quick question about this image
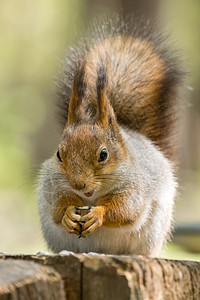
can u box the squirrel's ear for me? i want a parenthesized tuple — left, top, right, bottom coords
(67, 60, 86, 126)
(96, 64, 118, 130)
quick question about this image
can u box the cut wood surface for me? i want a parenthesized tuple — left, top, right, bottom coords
(0, 259, 65, 300)
(0, 253, 200, 300)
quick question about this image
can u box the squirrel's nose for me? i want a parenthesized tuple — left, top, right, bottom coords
(70, 180, 86, 191)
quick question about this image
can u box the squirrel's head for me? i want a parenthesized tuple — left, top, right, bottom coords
(56, 61, 127, 198)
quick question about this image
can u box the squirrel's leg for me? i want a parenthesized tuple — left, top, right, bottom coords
(52, 195, 83, 236)
(81, 192, 137, 237)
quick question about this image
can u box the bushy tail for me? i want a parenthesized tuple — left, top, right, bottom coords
(57, 15, 183, 161)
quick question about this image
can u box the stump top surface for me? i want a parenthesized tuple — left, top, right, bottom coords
(0, 259, 41, 286)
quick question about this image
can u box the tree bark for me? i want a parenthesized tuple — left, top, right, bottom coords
(0, 253, 200, 300)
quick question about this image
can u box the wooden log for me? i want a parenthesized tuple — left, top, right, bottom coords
(0, 253, 200, 299)
(0, 253, 82, 300)
(0, 259, 65, 300)
(82, 255, 200, 300)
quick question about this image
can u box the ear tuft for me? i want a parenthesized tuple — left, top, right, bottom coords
(96, 61, 122, 141)
(67, 59, 86, 125)
(73, 59, 87, 100)
(97, 62, 107, 101)
(96, 62, 109, 127)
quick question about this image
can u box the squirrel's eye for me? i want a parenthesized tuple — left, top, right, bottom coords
(98, 148, 108, 162)
(56, 150, 62, 162)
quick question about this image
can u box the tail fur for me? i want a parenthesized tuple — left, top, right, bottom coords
(57, 15, 183, 161)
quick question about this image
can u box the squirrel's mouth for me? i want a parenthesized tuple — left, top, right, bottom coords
(83, 190, 94, 197)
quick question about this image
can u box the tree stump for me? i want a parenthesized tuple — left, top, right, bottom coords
(0, 259, 65, 300)
(0, 253, 200, 299)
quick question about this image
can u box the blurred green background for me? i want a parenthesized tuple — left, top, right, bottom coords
(0, 0, 200, 260)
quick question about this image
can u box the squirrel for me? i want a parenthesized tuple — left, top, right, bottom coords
(37, 15, 182, 257)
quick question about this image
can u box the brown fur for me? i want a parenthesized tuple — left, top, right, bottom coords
(52, 194, 83, 224)
(54, 21, 181, 231)
(55, 59, 127, 199)
(58, 123, 127, 194)
(96, 191, 143, 228)
(38, 16, 180, 254)
(57, 16, 183, 162)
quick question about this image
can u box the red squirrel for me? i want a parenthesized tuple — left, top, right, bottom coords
(37, 15, 182, 256)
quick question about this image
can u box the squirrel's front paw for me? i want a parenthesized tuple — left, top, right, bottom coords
(81, 206, 105, 237)
(62, 206, 82, 236)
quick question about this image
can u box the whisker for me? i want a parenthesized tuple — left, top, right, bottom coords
(94, 177, 131, 185)
(94, 180, 110, 188)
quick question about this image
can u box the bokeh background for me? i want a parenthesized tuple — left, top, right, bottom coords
(0, 0, 200, 260)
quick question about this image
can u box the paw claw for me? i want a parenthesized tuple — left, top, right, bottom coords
(79, 207, 104, 237)
(62, 206, 104, 238)
(62, 206, 82, 236)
